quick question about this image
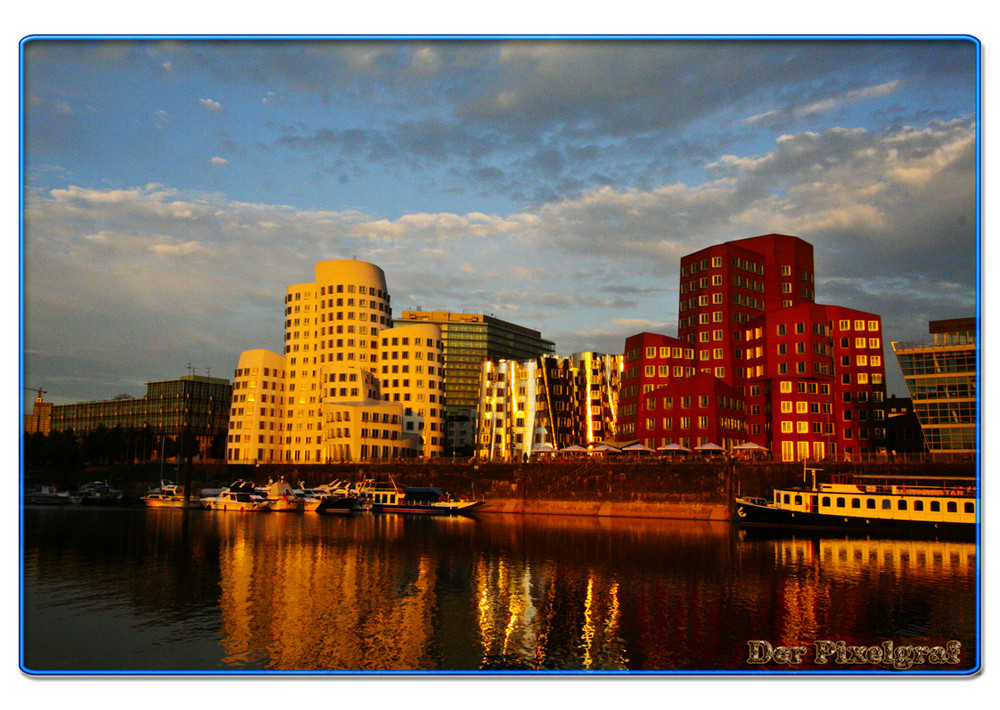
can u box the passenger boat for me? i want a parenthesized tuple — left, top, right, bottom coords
(71, 481, 123, 505)
(362, 478, 483, 516)
(141, 480, 198, 509)
(200, 480, 272, 512)
(734, 469, 977, 538)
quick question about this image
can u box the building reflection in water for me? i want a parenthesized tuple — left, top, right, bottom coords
(207, 511, 974, 672)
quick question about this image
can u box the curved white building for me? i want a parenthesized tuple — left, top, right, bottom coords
(377, 322, 446, 458)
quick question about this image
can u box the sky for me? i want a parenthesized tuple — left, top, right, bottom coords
(19, 37, 979, 407)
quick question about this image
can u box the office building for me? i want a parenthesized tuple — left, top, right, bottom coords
(227, 260, 447, 464)
(621, 233, 888, 461)
(892, 317, 977, 460)
(476, 352, 622, 460)
(396, 310, 555, 454)
(47, 374, 232, 458)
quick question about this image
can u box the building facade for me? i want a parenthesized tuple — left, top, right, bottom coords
(892, 317, 977, 460)
(621, 234, 888, 461)
(396, 310, 555, 454)
(226, 261, 451, 464)
(47, 374, 233, 458)
(476, 352, 622, 460)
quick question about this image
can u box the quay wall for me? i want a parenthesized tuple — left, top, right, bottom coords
(199, 459, 978, 522)
(39, 459, 975, 522)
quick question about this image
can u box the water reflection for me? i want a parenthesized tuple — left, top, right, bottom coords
(22, 507, 977, 673)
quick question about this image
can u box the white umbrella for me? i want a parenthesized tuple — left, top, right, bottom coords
(733, 442, 768, 451)
(695, 442, 725, 452)
(658, 443, 691, 453)
(622, 443, 655, 453)
(590, 444, 621, 453)
(560, 445, 588, 452)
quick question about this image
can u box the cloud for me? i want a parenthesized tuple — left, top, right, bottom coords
(210, 156, 228, 166)
(22, 113, 975, 403)
(199, 97, 223, 112)
(795, 80, 903, 117)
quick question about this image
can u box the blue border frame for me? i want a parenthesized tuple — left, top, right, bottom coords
(18, 33, 983, 678)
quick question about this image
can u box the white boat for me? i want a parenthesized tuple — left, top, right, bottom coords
(734, 471, 977, 539)
(292, 487, 326, 513)
(200, 480, 272, 512)
(260, 479, 305, 512)
(141, 480, 198, 509)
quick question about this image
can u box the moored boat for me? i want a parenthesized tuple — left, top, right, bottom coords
(364, 478, 483, 516)
(200, 480, 272, 512)
(734, 471, 977, 538)
(71, 481, 123, 506)
(260, 479, 304, 512)
(24, 485, 71, 505)
(142, 480, 198, 509)
(303, 480, 360, 514)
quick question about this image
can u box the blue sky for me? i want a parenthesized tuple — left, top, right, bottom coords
(20, 37, 979, 405)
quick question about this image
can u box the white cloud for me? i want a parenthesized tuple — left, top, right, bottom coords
(198, 98, 223, 112)
(210, 156, 229, 167)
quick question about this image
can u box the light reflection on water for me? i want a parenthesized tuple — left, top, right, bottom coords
(21, 506, 977, 673)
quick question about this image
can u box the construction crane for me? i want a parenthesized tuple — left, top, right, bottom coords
(25, 386, 47, 399)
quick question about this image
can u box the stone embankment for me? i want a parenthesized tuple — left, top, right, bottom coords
(221, 458, 975, 523)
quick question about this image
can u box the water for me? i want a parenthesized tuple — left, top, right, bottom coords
(21, 505, 979, 674)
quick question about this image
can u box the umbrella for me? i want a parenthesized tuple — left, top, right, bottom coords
(622, 443, 655, 453)
(658, 443, 691, 453)
(695, 442, 725, 452)
(733, 442, 768, 451)
(560, 445, 588, 452)
(590, 444, 621, 453)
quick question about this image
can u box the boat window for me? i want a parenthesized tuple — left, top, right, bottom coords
(866, 499, 875, 509)
(783, 494, 790, 504)
(898, 499, 908, 510)
(929, 501, 939, 512)
(947, 502, 958, 513)
(851, 498, 860, 509)
(822, 497, 831, 506)
(882, 499, 891, 509)
(836, 498, 845, 508)
(794, 495, 802, 505)
(914, 500, 924, 511)
(965, 502, 975, 513)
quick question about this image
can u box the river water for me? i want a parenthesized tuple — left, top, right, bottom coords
(20, 505, 979, 675)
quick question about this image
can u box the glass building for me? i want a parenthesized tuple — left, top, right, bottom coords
(891, 317, 977, 460)
(47, 374, 233, 458)
(396, 311, 555, 454)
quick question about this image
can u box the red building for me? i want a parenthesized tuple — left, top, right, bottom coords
(619, 332, 694, 441)
(620, 234, 887, 462)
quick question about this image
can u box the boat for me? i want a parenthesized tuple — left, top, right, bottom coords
(200, 480, 272, 512)
(362, 478, 483, 516)
(70, 481, 123, 505)
(310, 479, 361, 514)
(260, 479, 304, 512)
(734, 468, 977, 538)
(141, 480, 198, 509)
(24, 485, 71, 505)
